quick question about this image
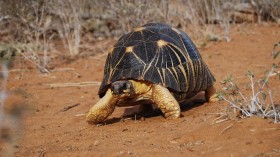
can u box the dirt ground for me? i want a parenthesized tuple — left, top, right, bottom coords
(1, 24, 280, 157)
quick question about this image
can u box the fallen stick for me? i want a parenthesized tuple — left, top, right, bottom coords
(50, 68, 75, 72)
(0, 69, 29, 73)
(205, 112, 225, 116)
(61, 103, 80, 112)
(45, 81, 101, 88)
(219, 123, 234, 135)
(75, 113, 86, 117)
(212, 114, 228, 124)
(89, 53, 107, 60)
(215, 117, 229, 124)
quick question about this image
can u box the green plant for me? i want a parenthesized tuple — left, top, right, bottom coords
(273, 42, 280, 59)
(218, 42, 280, 123)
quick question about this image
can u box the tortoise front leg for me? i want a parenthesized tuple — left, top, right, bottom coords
(205, 85, 218, 102)
(151, 84, 181, 119)
(86, 89, 118, 124)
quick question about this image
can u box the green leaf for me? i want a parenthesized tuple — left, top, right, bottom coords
(222, 75, 233, 83)
(273, 42, 280, 49)
(262, 92, 267, 101)
(272, 63, 278, 68)
(247, 70, 254, 77)
(273, 51, 280, 59)
(260, 77, 266, 83)
(273, 42, 280, 59)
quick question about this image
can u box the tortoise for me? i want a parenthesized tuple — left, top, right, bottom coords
(86, 23, 217, 124)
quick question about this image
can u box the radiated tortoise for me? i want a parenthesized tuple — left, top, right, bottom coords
(86, 23, 217, 124)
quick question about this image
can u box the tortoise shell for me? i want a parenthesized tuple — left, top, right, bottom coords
(98, 23, 215, 98)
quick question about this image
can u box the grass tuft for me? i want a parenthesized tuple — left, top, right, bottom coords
(218, 42, 280, 123)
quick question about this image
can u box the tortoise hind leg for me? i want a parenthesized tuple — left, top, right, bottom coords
(86, 89, 118, 124)
(151, 84, 181, 119)
(205, 85, 218, 102)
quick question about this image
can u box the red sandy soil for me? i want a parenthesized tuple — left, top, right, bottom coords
(1, 24, 280, 157)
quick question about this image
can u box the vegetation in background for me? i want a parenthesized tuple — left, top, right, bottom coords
(0, 0, 279, 70)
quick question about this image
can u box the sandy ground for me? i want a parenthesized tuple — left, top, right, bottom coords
(1, 24, 280, 157)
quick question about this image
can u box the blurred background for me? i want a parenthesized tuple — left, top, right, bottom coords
(0, 0, 279, 71)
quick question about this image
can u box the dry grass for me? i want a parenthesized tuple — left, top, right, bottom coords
(0, 0, 279, 62)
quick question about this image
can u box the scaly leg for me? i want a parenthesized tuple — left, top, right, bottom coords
(86, 89, 118, 124)
(205, 85, 218, 102)
(152, 84, 181, 119)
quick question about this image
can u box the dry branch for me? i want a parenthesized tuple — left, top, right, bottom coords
(50, 68, 75, 72)
(61, 103, 80, 112)
(45, 81, 101, 88)
(219, 123, 234, 135)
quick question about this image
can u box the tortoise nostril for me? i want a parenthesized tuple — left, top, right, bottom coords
(122, 82, 127, 89)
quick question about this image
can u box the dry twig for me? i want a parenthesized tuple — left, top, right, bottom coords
(60, 103, 80, 112)
(45, 81, 101, 88)
(219, 123, 234, 135)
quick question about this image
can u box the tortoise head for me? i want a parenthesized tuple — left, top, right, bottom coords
(111, 80, 135, 98)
